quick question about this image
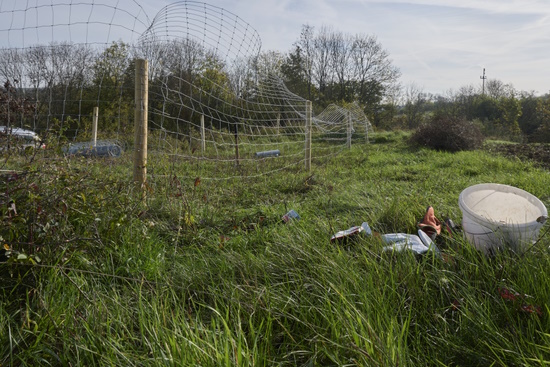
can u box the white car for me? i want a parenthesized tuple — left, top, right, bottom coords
(0, 126, 45, 152)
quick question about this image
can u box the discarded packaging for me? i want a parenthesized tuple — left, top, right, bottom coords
(282, 209, 300, 223)
(382, 230, 440, 256)
(331, 222, 372, 243)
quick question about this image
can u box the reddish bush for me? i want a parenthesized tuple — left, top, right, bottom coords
(410, 116, 484, 152)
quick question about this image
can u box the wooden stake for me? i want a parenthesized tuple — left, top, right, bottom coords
(305, 100, 312, 172)
(347, 111, 352, 149)
(92, 106, 98, 147)
(235, 121, 240, 166)
(200, 114, 206, 153)
(133, 59, 148, 191)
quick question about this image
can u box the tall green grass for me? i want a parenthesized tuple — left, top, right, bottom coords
(2, 132, 550, 366)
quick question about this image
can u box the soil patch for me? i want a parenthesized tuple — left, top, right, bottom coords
(484, 143, 550, 170)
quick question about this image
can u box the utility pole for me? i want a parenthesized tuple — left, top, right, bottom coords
(480, 68, 487, 95)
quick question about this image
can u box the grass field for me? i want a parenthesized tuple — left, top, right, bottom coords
(2, 131, 550, 366)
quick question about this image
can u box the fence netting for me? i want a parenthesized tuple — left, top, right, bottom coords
(0, 0, 371, 181)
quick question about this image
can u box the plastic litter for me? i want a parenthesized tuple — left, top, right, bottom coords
(330, 220, 440, 257)
(381, 229, 441, 256)
(331, 222, 372, 243)
(282, 209, 300, 223)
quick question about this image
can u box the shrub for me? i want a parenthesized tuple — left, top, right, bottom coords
(410, 116, 484, 152)
(529, 123, 550, 143)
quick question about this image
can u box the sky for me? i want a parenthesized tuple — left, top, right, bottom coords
(1, 0, 549, 96)
(145, 0, 549, 96)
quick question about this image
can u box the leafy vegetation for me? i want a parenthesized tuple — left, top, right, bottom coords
(2, 26, 550, 148)
(2, 132, 550, 366)
(394, 84, 550, 143)
(1, 12, 550, 365)
(410, 115, 485, 152)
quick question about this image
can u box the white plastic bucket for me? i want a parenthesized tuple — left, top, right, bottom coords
(458, 183, 548, 253)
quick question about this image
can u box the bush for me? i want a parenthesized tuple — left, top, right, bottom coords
(529, 123, 550, 143)
(410, 116, 484, 152)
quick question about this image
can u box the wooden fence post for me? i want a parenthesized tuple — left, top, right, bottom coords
(92, 106, 98, 147)
(347, 111, 352, 149)
(235, 121, 240, 166)
(133, 59, 148, 192)
(200, 114, 206, 153)
(305, 100, 312, 172)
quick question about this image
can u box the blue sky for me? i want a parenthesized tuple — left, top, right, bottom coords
(1, 0, 549, 95)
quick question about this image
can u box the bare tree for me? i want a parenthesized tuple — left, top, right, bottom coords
(26, 43, 93, 94)
(0, 43, 95, 130)
(454, 84, 478, 119)
(25, 46, 48, 90)
(256, 50, 284, 78)
(295, 24, 315, 100)
(485, 79, 506, 99)
(229, 55, 255, 99)
(403, 83, 426, 129)
(312, 25, 332, 97)
(350, 34, 400, 107)
(0, 49, 24, 88)
(329, 29, 352, 101)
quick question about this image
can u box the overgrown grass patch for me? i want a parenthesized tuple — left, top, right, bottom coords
(2, 131, 550, 366)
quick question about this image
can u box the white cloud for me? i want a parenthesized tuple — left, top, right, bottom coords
(139, 0, 550, 95)
(1, 0, 548, 94)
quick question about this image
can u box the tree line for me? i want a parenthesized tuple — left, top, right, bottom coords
(0, 22, 402, 140)
(397, 81, 550, 143)
(0, 41, 135, 138)
(1, 23, 549, 144)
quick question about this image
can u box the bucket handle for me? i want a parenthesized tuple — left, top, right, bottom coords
(537, 216, 548, 224)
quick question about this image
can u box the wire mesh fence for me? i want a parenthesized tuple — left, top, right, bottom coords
(0, 0, 371, 181)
